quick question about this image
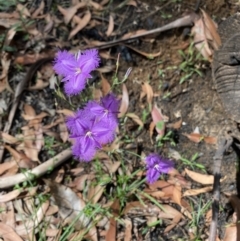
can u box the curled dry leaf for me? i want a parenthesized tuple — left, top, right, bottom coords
(106, 200, 120, 241)
(28, 78, 49, 90)
(156, 205, 182, 233)
(118, 84, 129, 117)
(127, 0, 138, 7)
(57, 2, 86, 25)
(182, 133, 203, 143)
(126, 113, 144, 127)
(191, 16, 212, 61)
(92, 88, 103, 101)
(32, 0, 45, 18)
(167, 118, 182, 129)
(204, 136, 217, 144)
(140, 82, 153, 106)
(69, 11, 91, 40)
(123, 201, 146, 215)
(57, 109, 74, 116)
(89, 0, 103, 10)
(88, 184, 104, 204)
(183, 186, 213, 196)
(201, 9, 221, 49)
(17, 3, 30, 17)
(58, 115, 69, 143)
(223, 225, 237, 241)
(44, 180, 91, 230)
(16, 201, 49, 238)
(100, 73, 111, 96)
(124, 219, 132, 241)
(0, 161, 16, 176)
(0, 223, 23, 241)
(125, 44, 162, 59)
(121, 29, 147, 40)
(1, 132, 18, 144)
(97, 65, 114, 73)
(0, 189, 21, 203)
(151, 104, 166, 139)
(106, 14, 114, 36)
(184, 168, 224, 185)
(21, 126, 40, 162)
(183, 132, 217, 144)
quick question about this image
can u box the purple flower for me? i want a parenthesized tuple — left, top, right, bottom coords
(53, 49, 100, 96)
(145, 154, 174, 184)
(85, 93, 119, 130)
(66, 94, 119, 162)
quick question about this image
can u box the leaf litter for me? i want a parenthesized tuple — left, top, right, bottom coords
(0, 1, 236, 240)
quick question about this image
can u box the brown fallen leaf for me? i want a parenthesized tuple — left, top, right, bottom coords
(56, 109, 74, 116)
(105, 200, 119, 241)
(106, 14, 114, 36)
(182, 133, 203, 143)
(1, 132, 19, 144)
(69, 11, 91, 40)
(118, 84, 129, 117)
(201, 9, 221, 50)
(16, 201, 49, 239)
(57, 2, 86, 25)
(0, 189, 21, 203)
(97, 65, 115, 73)
(89, 0, 103, 10)
(92, 88, 103, 101)
(183, 186, 213, 196)
(58, 115, 69, 143)
(229, 195, 240, 241)
(44, 180, 91, 230)
(151, 104, 166, 139)
(185, 168, 215, 185)
(183, 132, 216, 144)
(100, 73, 111, 96)
(32, 0, 45, 18)
(204, 136, 217, 144)
(126, 113, 144, 127)
(0, 161, 16, 176)
(223, 225, 237, 241)
(28, 78, 49, 90)
(4, 145, 33, 167)
(0, 223, 23, 241)
(157, 205, 182, 233)
(21, 126, 40, 162)
(88, 184, 104, 204)
(124, 219, 132, 241)
(140, 82, 154, 106)
(17, 3, 30, 17)
(191, 16, 212, 61)
(124, 44, 162, 59)
(167, 118, 182, 129)
(121, 29, 148, 40)
(123, 201, 146, 214)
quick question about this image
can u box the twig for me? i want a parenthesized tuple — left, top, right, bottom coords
(0, 148, 72, 189)
(209, 137, 233, 241)
(83, 12, 199, 50)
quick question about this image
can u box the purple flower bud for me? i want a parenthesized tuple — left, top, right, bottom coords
(53, 49, 100, 96)
(145, 154, 174, 184)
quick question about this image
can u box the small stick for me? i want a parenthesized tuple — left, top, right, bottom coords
(209, 137, 233, 241)
(83, 13, 199, 50)
(0, 148, 72, 189)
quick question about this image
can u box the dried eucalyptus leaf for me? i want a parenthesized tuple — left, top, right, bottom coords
(44, 180, 91, 230)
